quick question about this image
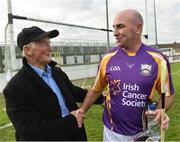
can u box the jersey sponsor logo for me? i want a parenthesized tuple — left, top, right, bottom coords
(126, 62, 136, 68)
(121, 83, 147, 107)
(110, 66, 121, 71)
(140, 64, 152, 76)
(108, 81, 147, 107)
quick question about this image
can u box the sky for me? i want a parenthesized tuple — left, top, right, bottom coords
(0, 0, 180, 45)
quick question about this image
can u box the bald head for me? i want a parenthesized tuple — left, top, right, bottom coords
(113, 9, 144, 50)
(115, 9, 144, 26)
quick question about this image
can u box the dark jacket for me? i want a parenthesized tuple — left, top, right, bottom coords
(3, 57, 103, 141)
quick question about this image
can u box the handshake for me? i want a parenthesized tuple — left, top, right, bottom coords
(71, 109, 85, 128)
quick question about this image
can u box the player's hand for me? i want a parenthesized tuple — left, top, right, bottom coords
(160, 112, 169, 130)
(145, 109, 169, 130)
(71, 109, 85, 128)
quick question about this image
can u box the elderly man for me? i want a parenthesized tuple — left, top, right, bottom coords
(77, 9, 174, 141)
(3, 26, 103, 141)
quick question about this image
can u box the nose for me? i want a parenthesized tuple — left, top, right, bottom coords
(49, 45, 53, 52)
(46, 43, 52, 52)
(113, 27, 119, 37)
(45, 42, 52, 50)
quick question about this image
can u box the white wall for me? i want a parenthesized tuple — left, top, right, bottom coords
(61, 63, 98, 80)
(0, 63, 99, 93)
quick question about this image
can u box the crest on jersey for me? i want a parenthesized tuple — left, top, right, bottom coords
(109, 80, 121, 95)
(140, 64, 152, 76)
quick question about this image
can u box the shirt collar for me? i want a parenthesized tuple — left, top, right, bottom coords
(29, 64, 52, 77)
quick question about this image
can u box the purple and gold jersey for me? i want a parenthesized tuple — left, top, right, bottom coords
(92, 43, 174, 135)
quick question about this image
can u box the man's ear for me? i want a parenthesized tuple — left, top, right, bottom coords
(23, 45, 32, 56)
(136, 23, 143, 34)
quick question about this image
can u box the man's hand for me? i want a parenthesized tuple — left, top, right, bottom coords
(145, 109, 169, 130)
(71, 109, 85, 128)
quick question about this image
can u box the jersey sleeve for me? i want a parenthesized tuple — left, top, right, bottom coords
(147, 51, 175, 99)
(156, 57, 175, 96)
(91, 51, 117, 93)
(91, 58, 108, 93)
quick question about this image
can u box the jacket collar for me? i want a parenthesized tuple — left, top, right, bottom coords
(22, 57, 58, 94)
(23, 57, 57, 69)
(22, 57, 57, 79)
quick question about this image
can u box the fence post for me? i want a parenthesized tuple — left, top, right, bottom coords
(0, 47, 4, 73)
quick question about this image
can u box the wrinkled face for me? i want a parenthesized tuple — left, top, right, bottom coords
(113, 13, 138, 48)
(24, 37, 52, 66)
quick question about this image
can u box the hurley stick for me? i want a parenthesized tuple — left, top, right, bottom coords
(160, 59, 167, 142)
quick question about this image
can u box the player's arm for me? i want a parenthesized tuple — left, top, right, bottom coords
(75, 89, 102, 128)
(79, 54, 109, 112)
(76, 53, 111, 125)
(150, 59, 174, 129)
(157, 59, 175, 112)
(80, 89, 102, 113)
(145, 95, 174, 129)
(157, 94, 174, 112)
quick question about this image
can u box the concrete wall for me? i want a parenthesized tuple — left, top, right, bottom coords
(0, 73, 6, 94)
(0, 63, 98, 93)
(61, 63, 98, 80)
